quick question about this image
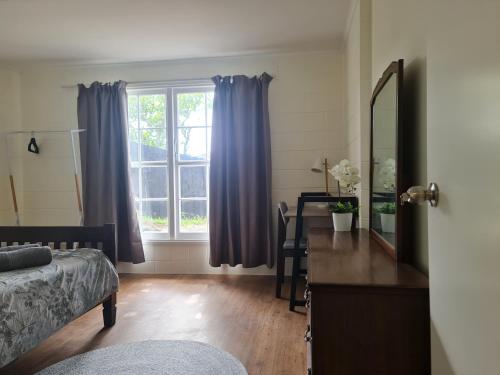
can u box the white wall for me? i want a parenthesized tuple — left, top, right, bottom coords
(344, 0, 371, 228)
(0, 67, 23, 225)
(15, 50, 346, 274)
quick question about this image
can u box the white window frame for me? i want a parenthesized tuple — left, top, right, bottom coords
(128, 82, 214, 242)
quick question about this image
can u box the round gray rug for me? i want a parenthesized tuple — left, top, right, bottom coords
(36, 340, 247, 375)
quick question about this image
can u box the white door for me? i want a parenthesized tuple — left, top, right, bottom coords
(427, 1, 500, 374)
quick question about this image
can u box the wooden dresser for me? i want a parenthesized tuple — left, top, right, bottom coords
(305, 228, 430, 375)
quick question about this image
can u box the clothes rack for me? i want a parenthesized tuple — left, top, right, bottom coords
(2, 129, 86, 226)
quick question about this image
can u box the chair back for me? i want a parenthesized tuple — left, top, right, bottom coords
(293, 195, 358, 248)
(277, 202, 289, 246)
(300, 192, 330, 197)
(278, 201, 289, 224)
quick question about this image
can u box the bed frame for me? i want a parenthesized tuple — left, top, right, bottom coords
(0, 223, 117, 327)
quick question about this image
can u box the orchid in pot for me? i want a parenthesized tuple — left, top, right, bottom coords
(328, 159, 361, 231)
(378, 158, 396, 192)
(375, 202, 396, 233)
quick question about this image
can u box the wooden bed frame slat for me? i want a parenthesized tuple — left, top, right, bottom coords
(0, 223, 117, 265)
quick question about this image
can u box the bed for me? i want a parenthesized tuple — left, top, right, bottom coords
(0, 224, 119, 368)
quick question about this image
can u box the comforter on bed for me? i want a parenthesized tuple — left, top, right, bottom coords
(0, 248, 119, 367)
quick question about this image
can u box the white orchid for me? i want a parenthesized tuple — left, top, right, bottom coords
(328, 159, 361, 194)
(378, 158, 396, 191)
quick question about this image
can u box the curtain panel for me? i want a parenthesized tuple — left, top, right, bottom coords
(77, 81, 144, 264)
(209, 73, 273, 268)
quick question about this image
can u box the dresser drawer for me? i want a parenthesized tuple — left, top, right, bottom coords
(306, 229, 430, 375)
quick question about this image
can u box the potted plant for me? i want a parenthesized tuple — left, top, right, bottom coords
(328, 201, 358, 231)
(375, 202, 396, 233)
(327, 159, 361, 231)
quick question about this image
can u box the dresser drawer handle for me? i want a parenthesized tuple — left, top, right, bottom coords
(304, 324, 312, 342)
(304, 288, 311, 309)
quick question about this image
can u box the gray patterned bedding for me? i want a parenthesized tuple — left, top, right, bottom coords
(0, 248, 119, 367)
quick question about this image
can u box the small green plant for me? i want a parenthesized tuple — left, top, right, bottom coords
(375, 202, 396, 214)
(141, 215, 168, 225)
(140, 214, 208, 232)
(180, 214, 208, 226)
(328, 202, 358, 214)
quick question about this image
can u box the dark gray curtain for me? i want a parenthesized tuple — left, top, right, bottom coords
(77, 81, 144, 264)
(209, 73, 273, 268)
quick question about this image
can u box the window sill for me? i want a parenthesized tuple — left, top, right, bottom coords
(142, 238, 209, 245)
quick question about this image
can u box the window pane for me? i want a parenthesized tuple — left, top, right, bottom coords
(180, 166, 206, 198)
(142, 167, 167, 198)
(178, 128, 206, 161)
(129, 128, 139, 161)
(207, 127, 212, 160)
(131, 167, 139, 198)
(141, 128, 167, 161)
(141, 200, 168, 232)
(180, 200, 208, 233)
(140, 95, 166, 128)
(206, 91, 214, 126)
(128, 95, 139, 128)
(177, 92, 206, 127)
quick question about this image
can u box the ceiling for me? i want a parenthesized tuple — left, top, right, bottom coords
(0, 0, 353, 65)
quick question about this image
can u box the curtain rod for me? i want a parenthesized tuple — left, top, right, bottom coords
(61, 78, 214, 89)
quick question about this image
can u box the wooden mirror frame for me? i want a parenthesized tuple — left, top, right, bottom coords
(369, 59, 410, 262)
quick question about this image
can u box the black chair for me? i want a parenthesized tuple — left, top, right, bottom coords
(275, 202, 307, 299)
(289, 195, 358, 311)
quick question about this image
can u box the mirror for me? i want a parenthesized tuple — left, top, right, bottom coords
(370, 60, 408, 261)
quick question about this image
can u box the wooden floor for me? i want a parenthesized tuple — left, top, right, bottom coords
(4, 275, 306, 375)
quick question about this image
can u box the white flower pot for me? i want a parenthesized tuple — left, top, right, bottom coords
(380, 213, 395, 233)
(332, 213, 353, 232)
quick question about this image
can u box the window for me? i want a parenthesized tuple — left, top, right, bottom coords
(127, 85, 213, 240)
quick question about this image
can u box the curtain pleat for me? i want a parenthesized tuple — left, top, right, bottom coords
(77, 81, 144, 264)
(209, 73, 273, 268)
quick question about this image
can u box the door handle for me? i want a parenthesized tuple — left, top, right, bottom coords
(400, 183, 439, 207)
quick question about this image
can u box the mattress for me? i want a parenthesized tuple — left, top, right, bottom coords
(0, 248, 119, 367)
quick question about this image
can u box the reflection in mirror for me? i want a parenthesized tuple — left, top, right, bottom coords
(371, 74, 397, 247)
